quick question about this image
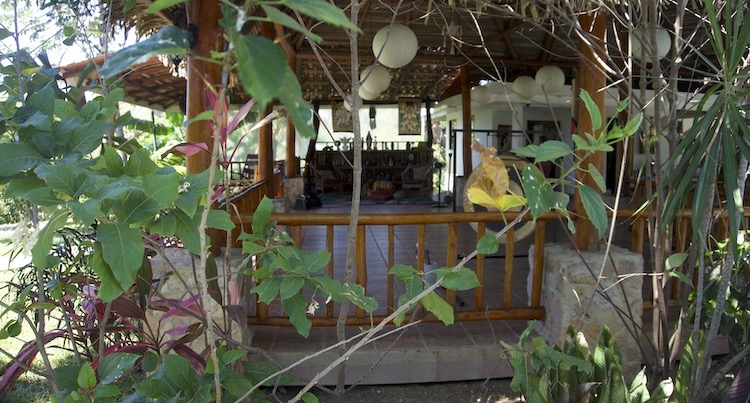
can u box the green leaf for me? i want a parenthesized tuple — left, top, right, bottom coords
(588, 163, 607, 193)
(162, 355, 196, 393)
(242, 241, 265, 256)
(283, 0, 360, 31)
(64, 119, 112, 157)
(173, 209, 202, 253)
(252, 197, 274, 237)
(668, 271, 693, 289)
(577, 185, 608, 238)
(98, 353, 140, 385)
(100, 26, 188, 78)
(69, 199, 102, 226)
(277, 70, 315, 138)
(31, 210, 68, 269)
(97, 223, 145, 291)
(220, 350, 245, 366)
(665, 253, 688, 271)
(112, 189, 161, 224)
(135, 379, 175, 399)
(441, 268, 480, 291)
(579, 89, 602, 131)
(231, 34, 288, 108)
(295, 250, 330, 274)
(282, 294, 312, 338)
(302, 392, 320, 403)
(150, 213, 177, 237)
(422, 291, 454, 325)
(54, 365, 83, 391)
(206, 209, 235, 231)
(259, 6, 322, 43)
(279, 276, 305, 300)
(389, 264, 419, 282)
(93, 384, 121, 399)
(619, 115, 643, 139)
(143, 171, 180, 209)
(252, 277, 283, 304)
(77, 363, 97, 389)
(534, 140, 572, 162)
(175, 170, 211, 216)
(521, 164, 555, 219)
(34, 163, 88, 197)
(92, 242, 126, 302)
(477, 233, 499, 254)
(101, 145, 124, 177)
(0, 143, 45, 176)
(343, 283, 378, 312)
(145, 0, 184, 14)
(123, 148, 158, 177)
(511, 144, 540, 159)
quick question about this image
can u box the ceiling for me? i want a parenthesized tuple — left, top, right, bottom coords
(61, 0, 711, 110)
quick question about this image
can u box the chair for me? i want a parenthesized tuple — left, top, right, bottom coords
(311, 165, 344, 194)
(400, 164, 432, 193)
(242, 154, 258, 180)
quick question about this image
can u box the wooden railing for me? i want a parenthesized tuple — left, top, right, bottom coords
(238, 211, 556, 326)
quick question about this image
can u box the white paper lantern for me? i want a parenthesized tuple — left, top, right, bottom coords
(372, 24, 419, 68)
(358, 86, 380, 101)
(360, 64, 391, 94)
(535, 66, 565, 94)
(471, 85, 491, 103)
(512, 76, 538, 100)
(630, 27, 671, 60)
(343, 95, 362, 112)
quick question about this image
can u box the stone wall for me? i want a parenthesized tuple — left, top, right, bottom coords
(530, 243, 644, 377)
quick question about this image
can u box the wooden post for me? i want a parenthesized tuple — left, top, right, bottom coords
(461, 65, 472, 176)
(258, 22, 275, 196)
(572, 11, 608, 251)
(285, 56, 298, 178)
(185, 0, 223, 174)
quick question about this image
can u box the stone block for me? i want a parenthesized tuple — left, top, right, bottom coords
(529, 243, 644, 378)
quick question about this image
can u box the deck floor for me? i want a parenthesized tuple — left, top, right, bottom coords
(251, 200, 649, 385)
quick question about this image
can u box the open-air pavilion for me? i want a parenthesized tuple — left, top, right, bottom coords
(57, 0, 745, 385)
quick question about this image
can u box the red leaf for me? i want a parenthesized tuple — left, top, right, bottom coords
(162, 142, 210, 158)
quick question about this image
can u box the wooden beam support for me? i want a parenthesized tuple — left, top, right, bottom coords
(185, 0, 223, 174)
(572, 11, 608, 251)
(461, 64, 472, 176)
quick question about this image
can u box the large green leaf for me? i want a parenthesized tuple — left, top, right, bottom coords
(252, 197, 274, 237)
(534, 140, 572, 162)
(579, 89, 602, 132)
(281, 293, 312, 338)
(206, 209, 235, 231)
(440, 268, 480, 291)
(113, 189, 161, 225)
(54, 365, 83, 391)
(578, 184, 608, 238)
(283, 0, 360, 31)
(101, 145, 124, 177)
(588, 163, 607, 193)
(6, 175, 60, 206)
(69, 199, 102, 226)
(173, 209, 202, 253)
(162, 355, 196, 393)
(99, 353, 140, 385)
(150, 213, 177, 237)
(277, 69, 315, 138)
(521, 164, 558, 219)
(31, 210, 68, 269)
(92, 242, 126, 302)
(97, 223, 145, 291)
(279, 276, 305, 300)
(389, 264, 420, 282)
(232, 34, 287, 108)
(252, 277, 283, 304)
(77, 363, 97, 389)
(294, 250, 330, 275)
(0, 143, 45, 176)
(259, 6, 322, 43)
(63, 119, 112, 157)
(421, 291, 454, 325)
(34, 163, 88, 197)
(343, 283, 378, 312)
(175, 170, 211, 216)
(123, 149, 158, 177)
(477, 233, 499, 254)
(143, 171, 180, 209)
(100, 26, 188, 78)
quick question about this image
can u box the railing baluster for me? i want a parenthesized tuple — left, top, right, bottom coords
(504, 227, 515, 309)
(355, 225, 367, 317)
(446, 222, 458, 305)
(388, 225, 395, 314)
(326, 225, 334, 317)
(291, 225, 302, 247)
(475, 223, 485, 310)
(531, 221, 545, 308)
(416, 224, 426, 273)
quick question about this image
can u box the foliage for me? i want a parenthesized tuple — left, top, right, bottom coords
(501, 322, 673, 403)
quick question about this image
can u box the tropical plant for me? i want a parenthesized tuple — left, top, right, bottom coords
(502, 321, 673, 403)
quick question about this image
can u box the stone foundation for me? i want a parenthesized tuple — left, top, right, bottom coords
(530, 243, 644, 377)
(148, 248, 249, 353)
(283, 177, 304, 210)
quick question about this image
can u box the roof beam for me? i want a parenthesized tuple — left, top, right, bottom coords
(296, 51, 577, 67)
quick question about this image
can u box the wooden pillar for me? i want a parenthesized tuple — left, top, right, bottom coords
(573, 11, 608, 251)
(258, 22, 275, 196)
(285, 55, 298, 178)
(185, 0, 223, 174)
(461, 65, 472, 176)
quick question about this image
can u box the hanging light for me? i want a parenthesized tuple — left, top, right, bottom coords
(535, 66, 565, 94)
(630, 27, 671, 60)
(360, 64, 391, 94)
(358, 86, 380, 101)
(512, 76, 538, 100)
(372, 24, 419, 68)
(471, 85, 491, 103)
(343, 94, 362, 112)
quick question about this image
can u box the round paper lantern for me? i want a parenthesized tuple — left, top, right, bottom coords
(358, 86, 380, 101)
(360, 64, 391, 94)
(535, 66, 565, 94)
(471, 85, 491, 103)
(372, 24, 419, 68)
(512, 75, 538, 100)
(343, 95, 362, 112)
(630, 27, 671, 60)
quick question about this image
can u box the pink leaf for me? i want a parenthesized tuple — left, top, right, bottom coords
(160, 294, 206, 321)
(165, 325, 191, 336)
(228, 280, 240, 306)
(162, 142, 210, 158)
(226, 98, 255, 135)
